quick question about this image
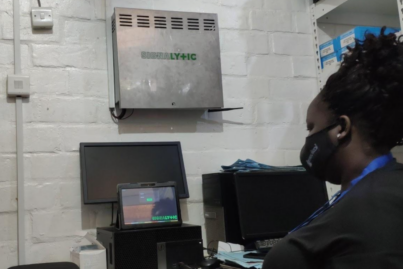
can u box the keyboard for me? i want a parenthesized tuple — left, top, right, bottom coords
(255, 238, 282, 252)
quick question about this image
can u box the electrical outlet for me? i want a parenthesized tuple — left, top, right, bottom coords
(7, 75, 30, 97)
(31, 7, 53, 29)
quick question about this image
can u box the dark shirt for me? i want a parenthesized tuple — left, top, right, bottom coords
(263, 160, 403, 269)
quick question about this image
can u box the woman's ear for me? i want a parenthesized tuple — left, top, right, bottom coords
(337, 115, 351, 140)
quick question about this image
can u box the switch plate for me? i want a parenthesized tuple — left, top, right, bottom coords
(31, 7, 53, 29)
(7, 75, 30, 97)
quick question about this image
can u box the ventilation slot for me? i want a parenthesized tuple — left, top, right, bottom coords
(112, 18, 116, 33)
(154, 16, 167, 29)
(137, 15, 150, 28)
(187, 18, 199, 31)
(171, 17, 183, 30)
(119, 14, 133, 27)
(204, 19, 216, 31)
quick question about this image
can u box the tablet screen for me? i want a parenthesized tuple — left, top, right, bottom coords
(121, 186, 180, 225)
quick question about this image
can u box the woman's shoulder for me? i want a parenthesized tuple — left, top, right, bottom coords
(348, 162, 403, 210)
(365, 160, 403, 188)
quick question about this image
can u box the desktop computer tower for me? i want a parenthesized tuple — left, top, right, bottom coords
(202, 173, 243, 250)
(97, 224, 203, 269)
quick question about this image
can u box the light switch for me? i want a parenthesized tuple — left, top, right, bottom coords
(31, 7, 53, 29)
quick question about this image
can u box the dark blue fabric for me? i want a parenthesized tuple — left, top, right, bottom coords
(221, 159, 305, 172)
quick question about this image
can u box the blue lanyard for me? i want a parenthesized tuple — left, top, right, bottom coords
(289, 153, 393, 233)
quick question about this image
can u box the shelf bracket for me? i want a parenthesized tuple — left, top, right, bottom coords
(314, 0, 348, 20)
(311, 4, 323, 90)
(208, 107, 243, 113)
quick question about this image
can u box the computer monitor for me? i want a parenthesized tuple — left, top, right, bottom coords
(234, 172, 328, 240)
(80, 142, 189, 204)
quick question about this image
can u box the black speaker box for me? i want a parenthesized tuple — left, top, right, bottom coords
(97, 224, 203, 269)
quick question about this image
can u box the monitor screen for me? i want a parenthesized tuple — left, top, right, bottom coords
(121, 186, 179, 225)
(235, 172, 328, 240)
(80, 142, 189, 204)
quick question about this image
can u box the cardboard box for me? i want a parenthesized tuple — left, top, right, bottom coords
(71, 233, 107, 269)
(319, 39, 340, 69)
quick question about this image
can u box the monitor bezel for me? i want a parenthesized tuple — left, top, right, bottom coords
(80, 141, 189, 204)
(234, 171, 329, 240)
(117, 182, 182, 230)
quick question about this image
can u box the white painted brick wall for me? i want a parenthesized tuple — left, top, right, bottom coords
(0, 184, 17, 213)
(0, 0, 318, 266)
(269, 125, 307, 150)
(25, 126, 62, 153)
(270, 79, 316, 101)
(0, 155, 16, 183)
(67, 70, 108, 97)
(221, 0, 263, 9)
(0, 242, 17, 268)
(250, 10, 293, 32)
(221, 30, 270, 54)
(64, 21, 106, 44)
(0, 96, 15, 122)
(32, 44, 107, 69)
(0, 213, 17, 242)
(0, 124, 16, 153)
(292, 56, 317, 78)
(30, 69, 69, 95)
(29, 97, 98, 123)
(248, 55, 293, 77)
(293, 12, 312, 34)
(264, 0, 308, 12)
(256, 102, 300, 124)
(27, 153, 80, 180)
(0, 43, 31, 69)
(223, 77, 270, 99)
(221, 53, 248, 75)
(272, 33, 314, 56)
(25, 183, 60, 211)
(32, 210, 82, 240)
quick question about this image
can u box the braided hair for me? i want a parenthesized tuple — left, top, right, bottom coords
(320, 27, 403, 150)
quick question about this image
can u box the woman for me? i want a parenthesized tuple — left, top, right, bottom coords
(263, 28, 403, 268)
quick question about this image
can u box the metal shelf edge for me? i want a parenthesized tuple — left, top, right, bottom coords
(313, 0, 349, 19)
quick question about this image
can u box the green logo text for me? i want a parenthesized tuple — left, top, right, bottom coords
(141, 51, 197, 61)
(152, 215, 178, 221)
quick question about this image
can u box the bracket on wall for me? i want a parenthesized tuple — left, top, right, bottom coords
(313, 0, 348, 19)
(207, 107, 243, 113)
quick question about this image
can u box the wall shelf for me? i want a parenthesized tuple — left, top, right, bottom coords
(311, 0, 403, 88)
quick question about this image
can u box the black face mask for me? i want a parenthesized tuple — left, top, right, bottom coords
(300, 123, 340, 180)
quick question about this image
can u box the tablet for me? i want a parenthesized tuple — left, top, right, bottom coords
(117, 182, 182, 230)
